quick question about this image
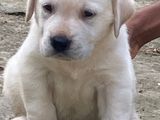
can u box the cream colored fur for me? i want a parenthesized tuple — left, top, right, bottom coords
(3, 0, 139, 120)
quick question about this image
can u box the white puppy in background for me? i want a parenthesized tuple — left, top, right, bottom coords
(3, 0, 139, 120)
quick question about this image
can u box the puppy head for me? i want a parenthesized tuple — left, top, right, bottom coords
(26, 0, 134, 60)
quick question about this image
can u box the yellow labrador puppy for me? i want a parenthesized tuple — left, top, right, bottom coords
(3, 0, 138, 120)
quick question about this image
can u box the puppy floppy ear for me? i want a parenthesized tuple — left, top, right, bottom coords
(25, 0, 37, 22)
(112, 0, 135, 37)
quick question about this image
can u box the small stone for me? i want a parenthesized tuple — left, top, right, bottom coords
(139, 90, 143, 93)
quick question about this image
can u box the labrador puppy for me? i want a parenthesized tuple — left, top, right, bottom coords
(3, 0, 138, 120)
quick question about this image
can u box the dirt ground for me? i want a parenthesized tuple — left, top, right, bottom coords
(0, 0, 160, 120)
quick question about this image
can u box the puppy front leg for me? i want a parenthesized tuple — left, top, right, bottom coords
(98, 81, 133, 120)
(20, 67, 57, 120)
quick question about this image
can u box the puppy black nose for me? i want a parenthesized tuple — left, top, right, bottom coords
(50, 36, 71, 52)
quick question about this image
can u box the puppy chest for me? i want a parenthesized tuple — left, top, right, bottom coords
(48, 73, 100, 120)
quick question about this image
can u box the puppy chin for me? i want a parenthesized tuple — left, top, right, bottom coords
(52, 53, 75, 61)
(40, 49, 91, 61)
(50, 53, 89, 61)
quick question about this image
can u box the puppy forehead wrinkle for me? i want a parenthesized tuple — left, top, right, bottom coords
(39, 0, 80, 5)
(39, 0, 110, 10)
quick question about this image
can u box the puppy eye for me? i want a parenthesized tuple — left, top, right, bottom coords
(82, 10, 96, 18)
(42, 4, 54, 13)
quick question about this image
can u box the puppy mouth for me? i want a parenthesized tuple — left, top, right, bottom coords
(52, 52, 74, 61)
(41, 46, 86, 61)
